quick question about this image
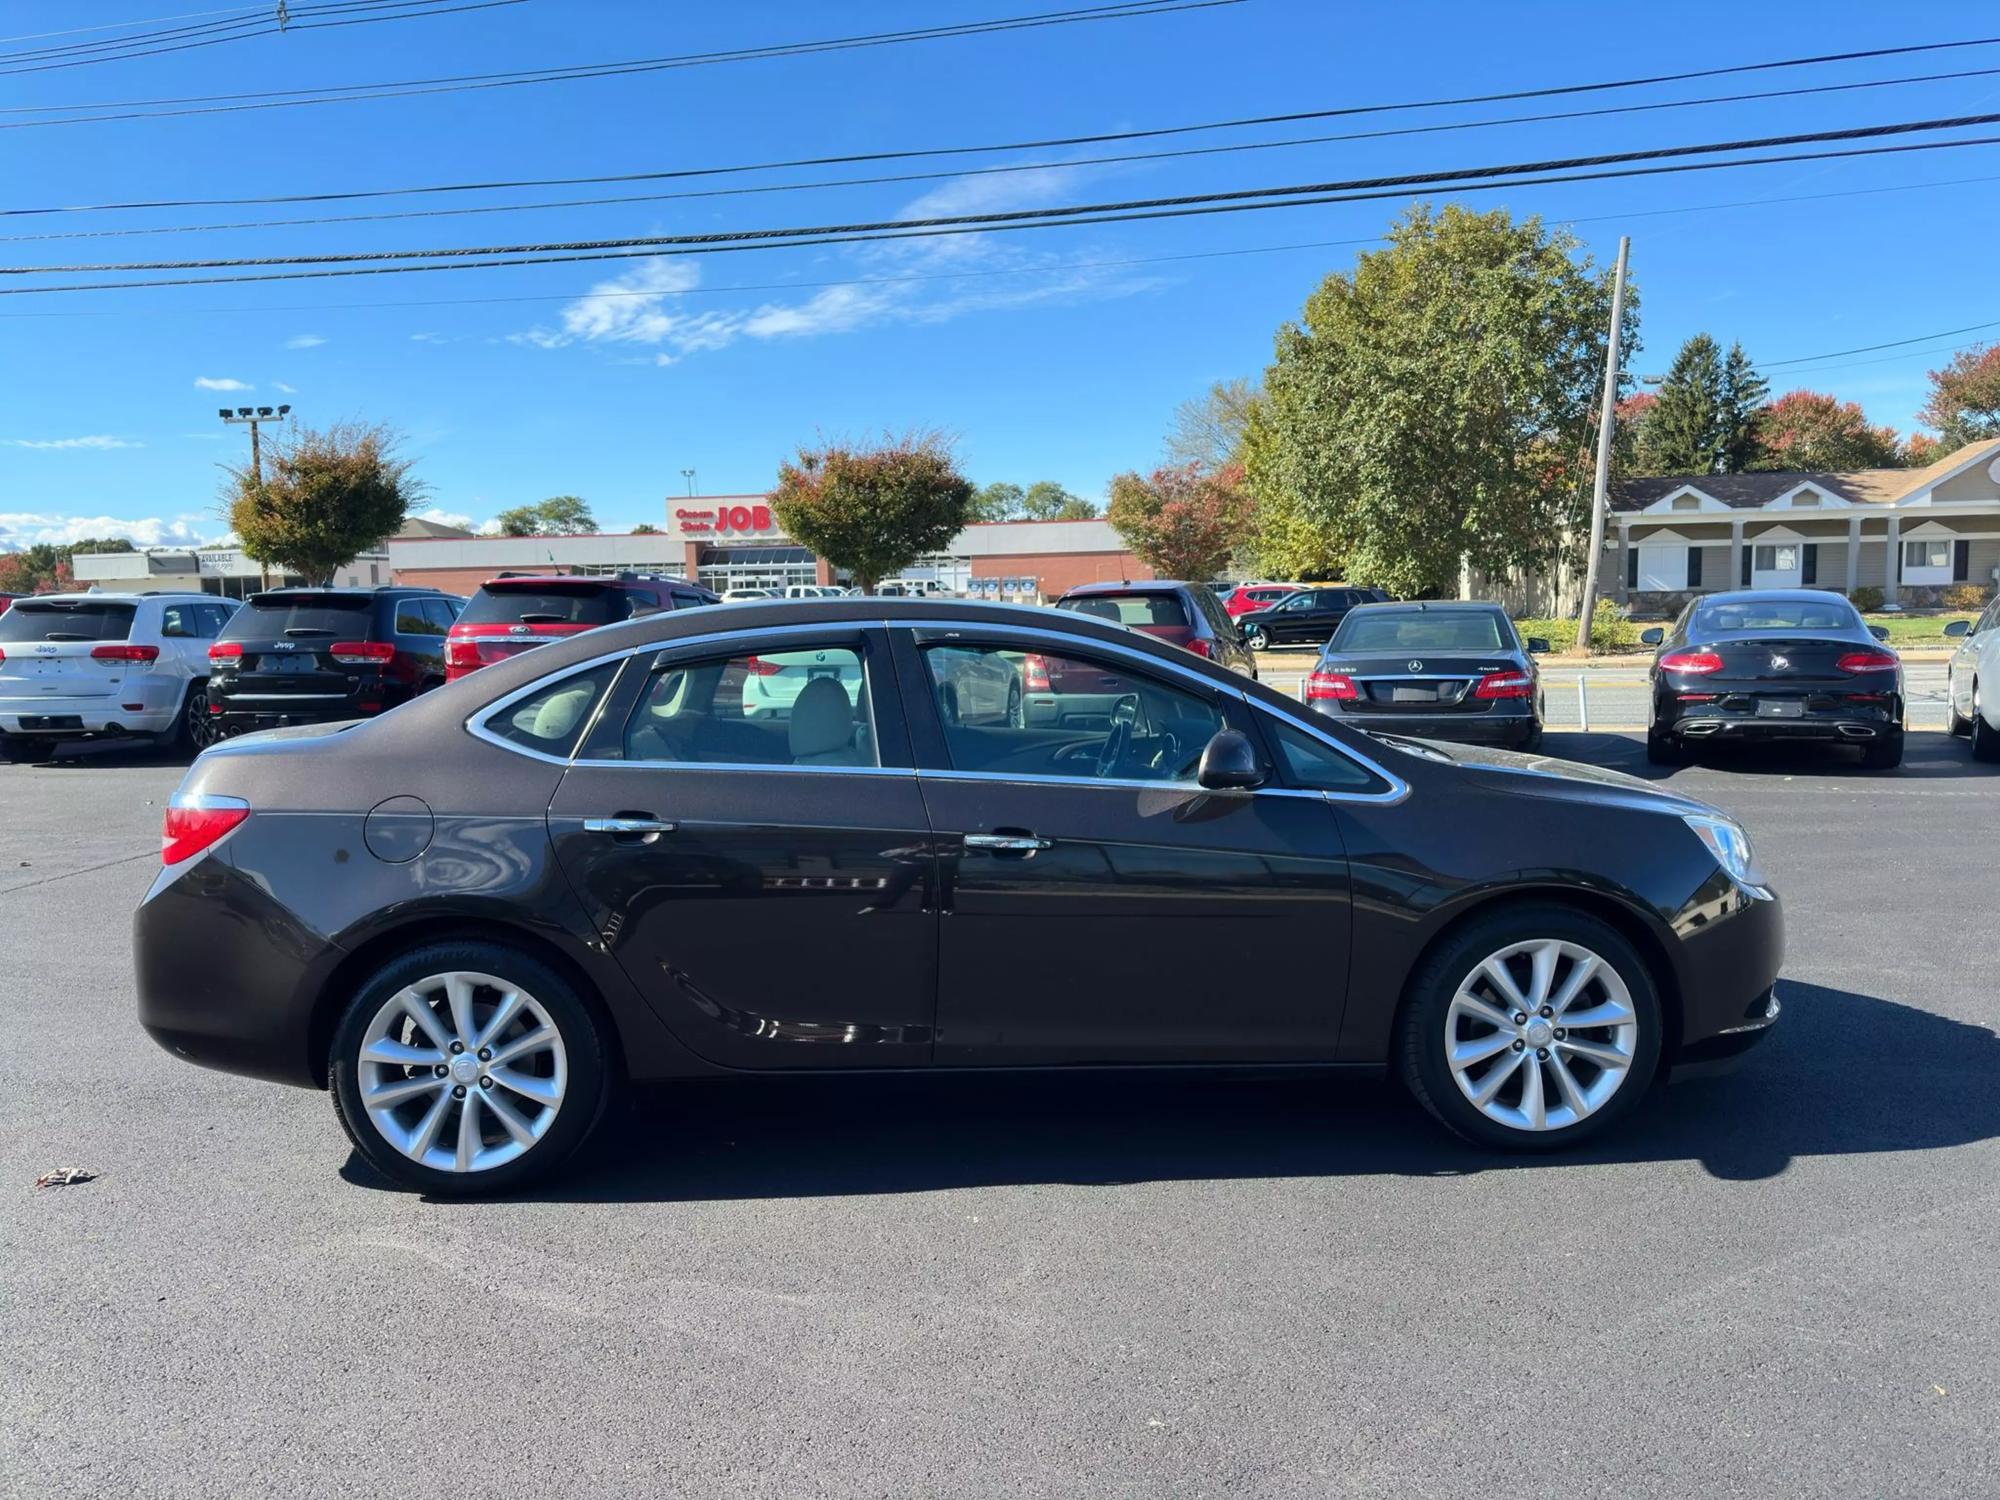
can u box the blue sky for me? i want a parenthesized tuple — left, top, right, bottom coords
(4, 0, 1999, 549)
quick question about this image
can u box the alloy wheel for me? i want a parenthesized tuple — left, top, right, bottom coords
(355, 970, 568, 1173)
(1246, 626, 1268, 651)
(1444, 938, 1638, 1133)
(186, 687, 214, 750)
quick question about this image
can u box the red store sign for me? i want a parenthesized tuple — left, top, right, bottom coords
(675, 504, 776, 536)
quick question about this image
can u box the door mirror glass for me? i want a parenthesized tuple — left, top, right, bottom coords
(1639, 627, 1665, 646)
(1869, 625, 1890, 642)
(1944, 618, 1970, 638)
(1196, 728, 1264, 791)
(1525, 636, 1551, 654)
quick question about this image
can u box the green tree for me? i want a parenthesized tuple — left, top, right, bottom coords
(226, 422, 418, 585)
(1751, 391, 1906, 471)
(1718, 341, 1769, 473)
(970, 481, 1025, 522)
(1251, 204, 1634, 598)
(1639, 334, 1727, 474)
(629, 522, 662, 535)
(1106, 462, 1250, 580)
(1236, 402, 1343, 579)
(1165, 377, 1261, 469)
(770, 432, 973, 594)
(1918, 343, 2000, 449)
(1020, 480, 1096, 520)
(495, 494, 596, 536)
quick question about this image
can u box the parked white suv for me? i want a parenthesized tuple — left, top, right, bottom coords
(0, 592, 240, 760)
(1946, 595, 2000, 760)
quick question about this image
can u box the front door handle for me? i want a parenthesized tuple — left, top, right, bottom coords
(963, 832, 1051, 855)
(583, 815, 676, 843)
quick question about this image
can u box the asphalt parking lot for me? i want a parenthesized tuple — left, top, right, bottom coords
(4, 732, 1996, 1498)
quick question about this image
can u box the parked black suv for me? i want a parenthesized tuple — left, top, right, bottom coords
(206, 587, 462, 736)
(1236, 585, 1387, 650)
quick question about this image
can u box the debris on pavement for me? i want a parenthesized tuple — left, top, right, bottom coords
(34, 1167, 97, 1190)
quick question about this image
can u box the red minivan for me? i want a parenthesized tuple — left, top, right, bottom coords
(444, 574, 718, 682)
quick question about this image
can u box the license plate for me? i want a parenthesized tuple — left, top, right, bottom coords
(257, 655, 317, 673)
(808, 667, 839, 681)
(1391, 686, 1439, 703)
(1756, 699, 1803, 718)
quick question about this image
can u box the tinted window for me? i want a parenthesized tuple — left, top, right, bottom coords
(0, 601, 137, 641)
(668, 588, 712, 611)
(458, 583, 620, 627)
(221, 593, 374, 639)
(1693, 598, 1862, 633)
(624, 645, 875, 768)
(484, 662, 620, 759)
(1262, 715, 1383, 792)
(395, 598, 446, 636)
(158, 603, 199, 638)
(921, 642, 1221, 782)
(421, 598, 459, 633)
(200, 603, 235, 636)
(1331, 611, 1507, 653)
(1058, 593, 1190, 629)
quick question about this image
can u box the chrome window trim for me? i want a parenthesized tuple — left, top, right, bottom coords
(1344, 672, 1488, 682)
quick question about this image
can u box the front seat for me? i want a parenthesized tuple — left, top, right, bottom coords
(789, 676, 866, 766)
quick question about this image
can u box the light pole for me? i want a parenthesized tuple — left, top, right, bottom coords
(220, 404, 291, 589)
(681, 468, 697, 497)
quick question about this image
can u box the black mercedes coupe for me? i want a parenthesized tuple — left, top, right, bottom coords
(1641, 589, 1904, 768)
(136, 598, 1784, 1193)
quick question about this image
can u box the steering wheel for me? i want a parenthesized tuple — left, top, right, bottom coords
(1093, 694, 1140, 779)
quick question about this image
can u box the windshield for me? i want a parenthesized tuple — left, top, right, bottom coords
(1331, 611, 1508, 653)
(459, 583, 620, 626)
(221, 593, 374, 638)
(1059, 593, 1190, 628)
(1694, 598, 1862, 634)
(0, 600, 137, 641)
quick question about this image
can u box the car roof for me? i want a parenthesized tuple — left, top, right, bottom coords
(1693, 588, 1857, 605)
(10, 591, 207, 603)
(1341, 599, 1502, 614)
(247, 586, 439, 599)
(1060, 579, 1193, 596)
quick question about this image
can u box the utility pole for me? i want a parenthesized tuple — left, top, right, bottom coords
(1573, 236, 1629, 656)
(219, 403, 292, 589)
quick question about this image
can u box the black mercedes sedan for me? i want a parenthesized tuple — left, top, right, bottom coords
(1641, 589, 1904, 768)
(1303, 601, 1549, 750)
(136, 598, 1783, 1193)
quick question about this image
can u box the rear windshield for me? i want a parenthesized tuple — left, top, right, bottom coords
(1694, 598, 1861, 633)
(221, 593, 375, 639)
(459, 582, 619, 627)
(1331, 611, 1509, 653)
(0, 600, 136, 642)
(1058, 593, 1191, 629)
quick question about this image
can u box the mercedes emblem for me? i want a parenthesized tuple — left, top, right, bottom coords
(1407, 659, 1424, 672)
(1770, 654, 1789, 670)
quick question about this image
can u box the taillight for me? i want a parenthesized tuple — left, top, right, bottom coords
(744, 656, 783, 676)
(1023, 654, 1051, 693)
(1835, 649, 1898, 674)
(1473, 669, 1534, 700)
(208, 641, 243, 663)
(1658, 649, 1724, 675)
(1185, 637, 1213, 659)
(1305, 670, 1358, 702)
(161, 791, 249, 865)
(445, 638, 482, 670)
(91, 643, 160, 663)
(329, 641, 395, 664)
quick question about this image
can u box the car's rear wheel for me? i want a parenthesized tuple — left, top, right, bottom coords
(1860, 729, 1904, 770)
(1005, 679, 1023, 728)
(1399, 906, 1661, 1152)
(330, 943, 608, 1195)
(164, 679, 212, 754)
(1644, 728, 1687, 765)
(1244, 624, 1269, 651)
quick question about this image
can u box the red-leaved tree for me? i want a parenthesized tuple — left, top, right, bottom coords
(1751, 391, 1906, 471)
(1105, 462, 1252, 580)
(1918, 343, 2000, 450)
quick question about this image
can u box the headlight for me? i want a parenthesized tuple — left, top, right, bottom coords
(1684, 813, 1767, 892)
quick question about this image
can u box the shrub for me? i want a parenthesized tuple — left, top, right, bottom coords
(1942, 583, 1991, 612)
(1848, 585, 1884, 613)
(1514, 598, 1639, 653)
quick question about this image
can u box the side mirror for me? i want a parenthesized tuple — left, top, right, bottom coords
(1525, 636, 1551, 655)
(1639, 627, 1665, 647)
(1869, 625, 1889, 642)
(1943, 619, 1971, 638)
(1196, 728, 1265, 791)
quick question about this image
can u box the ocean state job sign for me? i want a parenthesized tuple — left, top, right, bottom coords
(666, 501, 786, 542)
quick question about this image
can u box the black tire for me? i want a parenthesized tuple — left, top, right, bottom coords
(1244, 624, 1269, 652)
(330, 941, 610, 1196)
(1005, 680, 1023, 729)
(1515, 723, 1544, 754)
(1645, 729, 1687, 765)
(160, 679, 212, 755)
(1973, 688, 2000, 762)
(1946, 691, 1971, 737)
(0, 735, 39, 765)
(1860, 731, 1904, 770)
(1398, 904, 1663, 1153)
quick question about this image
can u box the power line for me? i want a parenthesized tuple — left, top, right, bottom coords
(0, 0, 512, 71)
(13, 128, 2000, 296)
(0, 6, 261, 46)
(1764, 319, 2000, 368)
(13, 109, 2000, 277)
(15, 61, 2000, 245)
(0, 0, 1239, 123)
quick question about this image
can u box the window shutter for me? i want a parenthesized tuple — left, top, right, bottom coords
(1686, 546, 1703, 587)
(1740, 546, 1752, 586)
(1802, 544, 1818, 585)
(1626, 548, 1638, 589)
(1954, 539, 1971, 581)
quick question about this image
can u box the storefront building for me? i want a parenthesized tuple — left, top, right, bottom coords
(70, 543, 393, 597)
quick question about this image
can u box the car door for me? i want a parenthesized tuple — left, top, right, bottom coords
(1952, 598, 2000, 718)
(892, 623, 1356, 1065)
(154, 601, 207, 701)
(1268, 591, 1321, 644)
(544, 626, 939, 1070)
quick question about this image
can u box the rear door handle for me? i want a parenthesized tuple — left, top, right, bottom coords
(583, 815, 676, 842)
(963, 832, 1051, 854)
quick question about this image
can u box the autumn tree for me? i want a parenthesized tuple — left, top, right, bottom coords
(770, 432, 973, 594)
(495, 494, 596, 536)
(1251, 204, 1634, 598)
(1106, 462, 1250, 580)
(1751, 391, 1906, 471)
(1918, 343, 2000, 449)
(1165, 377, 1261, 469)
(226, 421, 419, 585)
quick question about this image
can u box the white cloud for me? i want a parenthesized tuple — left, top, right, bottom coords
(194, 376, 251, 391)
(2, 434, 142, 451)
(0, 511, 216, 549)
(409, 331, 448, 343)
(283, 334, 326, 350)
(414, 507, 475, 530)
(273, 381, 297, 394)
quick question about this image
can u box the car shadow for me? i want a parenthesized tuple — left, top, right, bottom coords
(337, 981, 2000, 1203)
(7, 737, 198, 769)
(1539, 730, 1998, 782)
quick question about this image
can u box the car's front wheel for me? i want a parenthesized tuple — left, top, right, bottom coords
(1244, 624, 1269, 651)
(1398, 906, 1662, 1151)
(330, 942, 608, 1194)
(1973, 682, 2000, 763)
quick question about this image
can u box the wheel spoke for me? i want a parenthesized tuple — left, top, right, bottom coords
(444, 973, 478, 1049)
(454, 1095, 480, 1171)
(361, 1037, 443, 1068)
(490, 1067, 560, 1107)
(1559, 1000, 1634, 1032)
(1470, 1049, 1524, 1106)
(1518, 1055, 1547, 1129)
(1525, 942, 1559, 1010)
(1549, 1052, 1592, 1118)
(398, 990, 453, 1051)
(1557, 1036, 1629, 1071)
(1450, 993, 1514, 1031)
(408, 1087, 453, 1159)
(481, 1089, 537, 1146)
(1478, 959, 1528, 1012)
(487, 1026, 552, 1068)
(1549, 956, 1600, 1016)
(473, 990, 525, 1050)
(364, 1073, 443, 1109)
(1452, 1032, 1516, 1068)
